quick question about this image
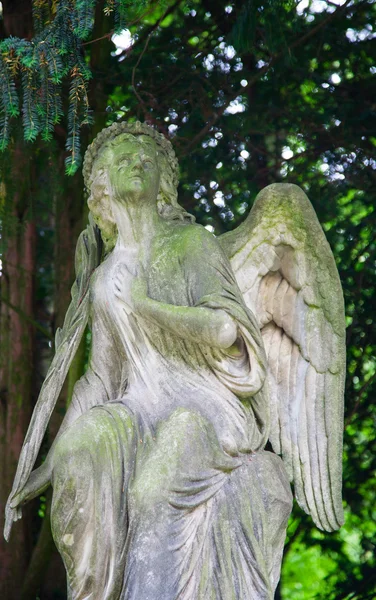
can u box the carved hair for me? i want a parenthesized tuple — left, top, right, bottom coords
(83, 121, 179, 188)
(83, 121, 194, 251)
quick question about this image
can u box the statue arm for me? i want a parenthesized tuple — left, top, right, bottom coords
(132, 225, 255, 351)
(133, 279, 237, 349)
(4, 219, 105, 540)
(9, 364, 108, 509)
(10, 323, 124, 510)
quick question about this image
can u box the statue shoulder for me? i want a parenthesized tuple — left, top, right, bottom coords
(168, 222, 221, 258)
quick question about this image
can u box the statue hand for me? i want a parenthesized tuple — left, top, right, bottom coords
(4, 500, 23, 541)
(4, 461, 52, 541)
(9, 460, 52, 510)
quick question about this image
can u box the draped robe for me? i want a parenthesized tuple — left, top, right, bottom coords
(51, 222, 292, 600)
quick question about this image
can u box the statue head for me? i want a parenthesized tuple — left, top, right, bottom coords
(83, 121, 193, 251)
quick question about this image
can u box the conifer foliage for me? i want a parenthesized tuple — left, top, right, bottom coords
(0, 0, 144, 173)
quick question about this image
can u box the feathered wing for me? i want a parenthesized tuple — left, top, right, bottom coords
(220, 183, 346, 531)
(4, 216, 102, 541)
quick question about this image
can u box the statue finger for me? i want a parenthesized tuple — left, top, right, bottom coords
(10, 481, 36, 508)
(9, 492, 24, 509)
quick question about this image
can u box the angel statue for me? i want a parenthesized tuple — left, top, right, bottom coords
(4, 121, 345, 600)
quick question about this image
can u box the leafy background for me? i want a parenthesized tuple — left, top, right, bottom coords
(0, 1, 375, 598)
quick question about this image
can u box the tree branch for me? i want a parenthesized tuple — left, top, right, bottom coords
(182, 0, 356, 154)
(82, 1, 162, 46)
(345, 372, 376, 426)
(131, 32, 153, 112)
(287, 0, 353, 53)
(117, 0, 185, 60)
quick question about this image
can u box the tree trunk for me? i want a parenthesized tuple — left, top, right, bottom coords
(0, 215, 36, 598)
(28, 3, 115, 594)
(0, 3, 115, 597)
(0, 5, 37, 597)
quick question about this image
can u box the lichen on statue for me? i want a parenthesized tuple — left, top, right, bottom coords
(84, 121, 193, 252)
(5, 121, 346, 600)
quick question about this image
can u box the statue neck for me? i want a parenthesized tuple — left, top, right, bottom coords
(111, 196, 162, 258)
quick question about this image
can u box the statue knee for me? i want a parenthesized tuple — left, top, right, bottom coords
(51, 417, 95, 482)
(161, 408, 217, 464)
(130, 410, 209, 514)
(163, 407, 208, 442)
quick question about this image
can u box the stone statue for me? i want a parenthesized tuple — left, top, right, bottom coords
(4, 122, 345, 600)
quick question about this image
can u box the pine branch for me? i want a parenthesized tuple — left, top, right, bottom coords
(0, 54, 20, 117)
(0, 1, 168, 168)
(32, 0, 51, 34)
(73, 0, 96, 40)
(65, 65, 92, 175)
(21, 67, 40, 141)
(0, 112, 11, 151)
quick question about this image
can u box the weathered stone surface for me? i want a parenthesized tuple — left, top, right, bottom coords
(5, 123, 345, 599)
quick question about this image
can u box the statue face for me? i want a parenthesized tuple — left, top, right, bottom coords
(107, 135, 160, 204)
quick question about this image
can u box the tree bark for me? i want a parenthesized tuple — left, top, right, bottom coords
(1, 0, 33, 39)
(0, 4, 37, 597)
(30, 3, 116, 595)
(1, 2, 120, 597)
(0, 214, 36, 598)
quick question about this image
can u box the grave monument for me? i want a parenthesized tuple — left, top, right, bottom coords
(5, 121, 345, 599)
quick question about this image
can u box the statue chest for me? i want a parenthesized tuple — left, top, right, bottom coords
(147, 241, 191, 307)
(90, 253, 137, 322)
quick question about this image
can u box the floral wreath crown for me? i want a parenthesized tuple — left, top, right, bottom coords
(83, 120, 179, 191)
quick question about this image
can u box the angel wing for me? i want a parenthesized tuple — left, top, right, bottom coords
(4, 216, 102, 541)
(220, 183, 346, 532)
